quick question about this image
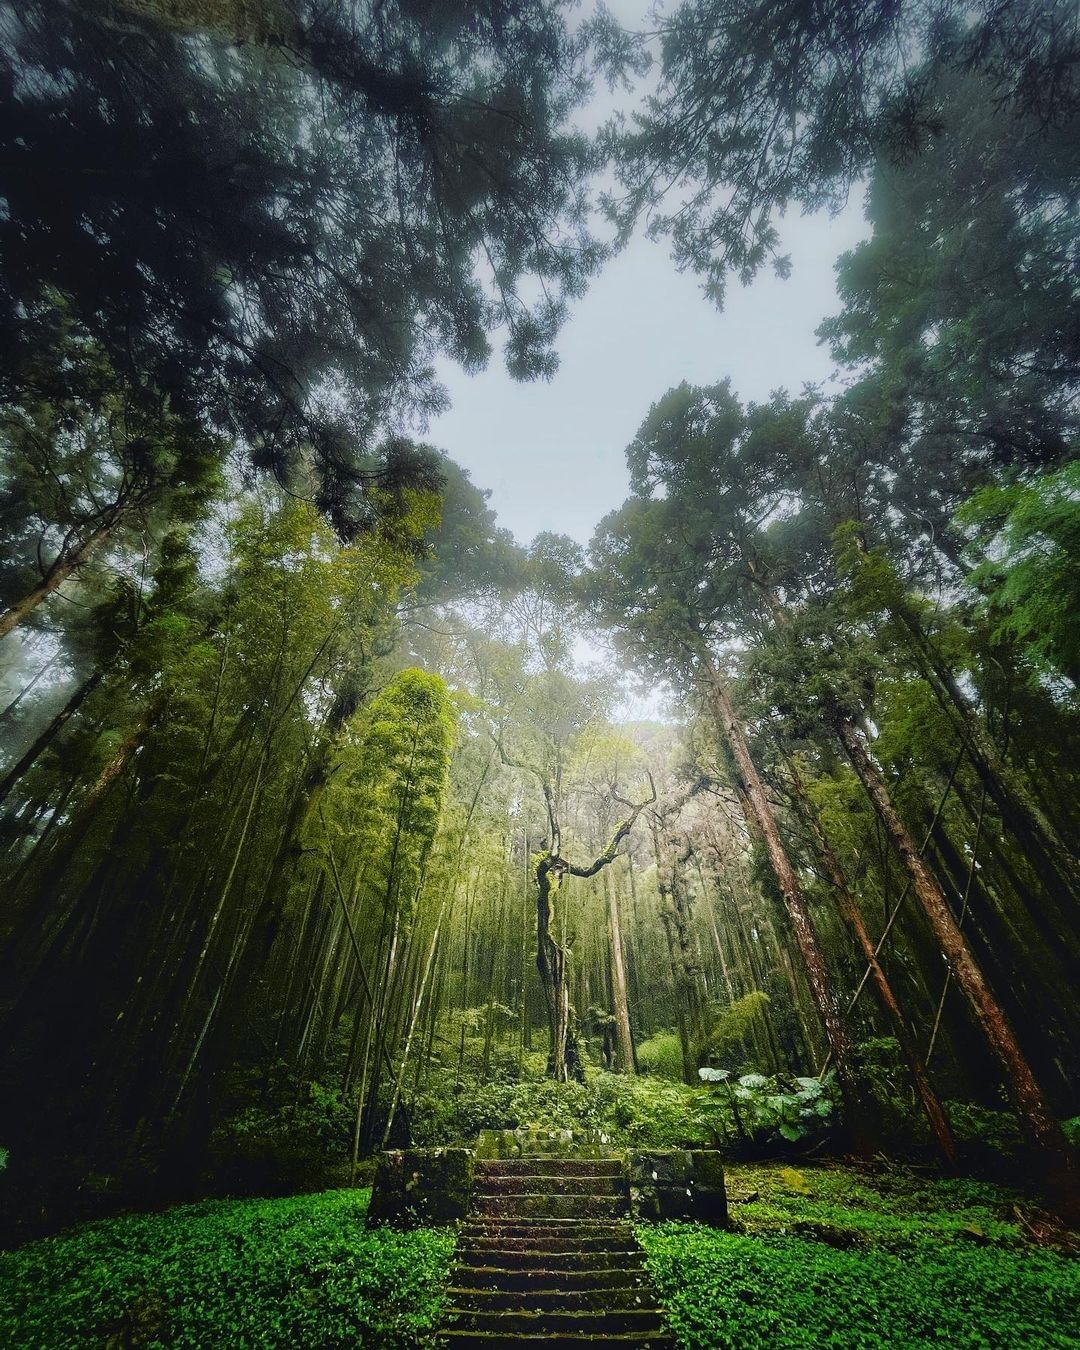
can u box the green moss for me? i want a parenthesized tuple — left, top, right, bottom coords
(0, 1188, 454, 1348)
(638, 1163, 1079, 1349)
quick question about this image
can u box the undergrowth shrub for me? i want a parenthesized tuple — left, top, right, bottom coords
(636, 1032, 685, 1080)
(210, 1075, 354, 1194)
(0, 1189, 453, 1348)
(409, 1064, 839, 1154)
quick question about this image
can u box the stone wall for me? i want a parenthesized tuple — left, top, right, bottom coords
(367, 1140, 728, 1228)
(366, 1147, 474, 1227)
(627, 1149, 728, 1225)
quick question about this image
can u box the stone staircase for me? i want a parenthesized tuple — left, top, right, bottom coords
(437, 1154, 674, 1347)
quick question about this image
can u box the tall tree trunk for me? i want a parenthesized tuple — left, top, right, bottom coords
(604, 868, 635, 1074)
(0, 650, 61, 724)
(0, 671, 102, 806)
(532, 784, 652, 1083)
(536, 857, 583, 1083)
(382, 889, 453, 1147)
(835, 716, 1076, 1197)
(886, 593, 1080, 908)
(651, 820, 708, 1084)
(789, 765, 957, 1166)
(702, 658, 879, 1156)
(0, 519, 119, 641)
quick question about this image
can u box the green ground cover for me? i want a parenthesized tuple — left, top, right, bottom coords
(639, 1162, 1080, 1349)
(0, 1188, 452, 1348)
(2, 1161, 1076, 1348)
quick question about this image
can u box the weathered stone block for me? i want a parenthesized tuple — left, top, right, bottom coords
(628, 1149, 727, 1227)
(367, 1146, 474, 1227)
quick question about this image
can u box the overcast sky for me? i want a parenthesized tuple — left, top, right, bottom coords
(428, 200, 869, 548)
(425, 0, 872, 550)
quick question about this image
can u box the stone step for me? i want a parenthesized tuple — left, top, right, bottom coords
(456, 1246, 646, 1270)
(471, 1193, 628, 1221)
(445, 1286, 658, 1313)
(461, 1220, 635, 1240)
(459, 1225, 637, 1242)
(443, 1309, 666, 1336)
(439, 1331, 673, 1348)
(475, 1173, 626, 1197)
(451, 1266, 647, 1293)
(475, 1159, 626, 1179)
(479, 1145, 619, 1159)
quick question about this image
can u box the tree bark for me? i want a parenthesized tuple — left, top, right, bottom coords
(789, 765, 957, 1166)
(651, 820, 708, 1084)
(702, 658, 878, 1156)
(0, 671, 103, 807)
(888, 594, 1080, 908)
(0, 520, 118, 641)
(536, 857, 583, 1082)
(535, 784, 653, 1083)
(836, 716, 1076, 1197)
(604, 869, 635, 1074)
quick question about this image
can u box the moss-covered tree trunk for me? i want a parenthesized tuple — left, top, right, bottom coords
(535, 857, 583, 1083)
(604, 869, 636, 1074)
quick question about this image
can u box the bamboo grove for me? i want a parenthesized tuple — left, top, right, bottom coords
(1, 0, 1078, 1236)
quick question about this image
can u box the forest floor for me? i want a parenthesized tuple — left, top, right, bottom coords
(640, 1161, 1079, 1348)
(1, 1162, 1077, 1347)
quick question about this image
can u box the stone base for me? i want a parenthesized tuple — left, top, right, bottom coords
(366, 1140, 728, 1229)
(367, 1146, 474, 1227)
(628, 1149, 728, 1226)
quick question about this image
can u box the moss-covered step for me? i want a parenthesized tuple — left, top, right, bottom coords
(471, 1192, 629, 1220)
(445, 1286, 657, 1313)
(453, 1246, 647, 1271)
(451, 1266, 647, 1292)
(479, 1173, 625, 1196)
(439, 1334, 672, 1348)
(439, 1149, 675, 1350)
(477, 1158, 627, 1178)
(475, 1129, 621, 1159)
(462, 1217, 635, 1234)
(442, 1308, 666, 1335)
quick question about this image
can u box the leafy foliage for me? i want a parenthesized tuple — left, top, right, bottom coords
(408, 1062, 838, 1155)
(602, 0, 1079, 304)
(636, 1032, 685, 1081)
(957, 463, 1080, 683)
(1, 2, 603, 525)
(696, 1072, 838, 1148)
(0, 1188, 453, 1348)
(640, 1162, 1080, 1349)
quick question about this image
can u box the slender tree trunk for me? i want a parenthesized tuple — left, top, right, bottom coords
(0, 672, 103, 806)
(604, 868, 635, 1073)
(702, 659, 878, 1155)
(789, 765, 957, 1166)
(536, 858, 582, 1082)
(836, 716, 1076, 1195)
(651, 821, 708, 1083)
(0, 520, 119, 640)
(0, 650, 61, 724)
(382, 890, 453, 1147)
(888, 595, 1079, 906)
